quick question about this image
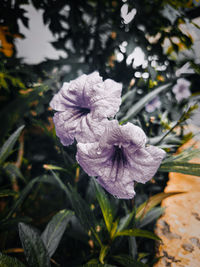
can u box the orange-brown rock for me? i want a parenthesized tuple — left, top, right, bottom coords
(154, 139, 200, 267)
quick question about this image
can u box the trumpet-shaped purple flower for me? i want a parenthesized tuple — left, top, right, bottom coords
(50, 72, 122, 145)
(145, 96, 161, 113)
(172, 78, 191, 102)
(76, 120, 166, 199)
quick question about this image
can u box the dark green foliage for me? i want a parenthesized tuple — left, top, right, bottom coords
(0, 0, 200, 266)
(19, 222, 51, 267)
(41, 209, 74, 257)
(0, 253, 26, 267)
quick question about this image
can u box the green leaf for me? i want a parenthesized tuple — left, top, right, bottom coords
(49, 170, 69, 193)
(93, 178, 114, 233)
(112, 254, 148, 267)
(135, 192, 183, 220)
(190, 61, 200, 75)
(0, 253, 26, 267)
(50, 171, 102, 247)
(0, 189, 18, 197)
(5, 175, 51, 220)
(99, 245, 109, 264)
(18, 223, 51, 267)
(159, 161, 200, 176)
(115, 228, 160, 241)
(118, 209, 135, 232)
(163, 148, 200, 163)
(5, 176, 41, 219)
(43, 164, 68, 172)
(41, 209, 74, 257)
(110, 220, 118, 240)
(4, 163, 26, 183)
(67, 184, 100, 244)
(129, 236, 137, 260)
(121, 82, 172, 121)
(0, 125, 24, 165)
(138, 207, 164, 228)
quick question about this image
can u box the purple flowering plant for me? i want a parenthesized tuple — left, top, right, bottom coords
(50, 72, 166, 199)
(145, 96, 161, 113)
(172, 78, 191, 102)
(50, 72, 122, 145)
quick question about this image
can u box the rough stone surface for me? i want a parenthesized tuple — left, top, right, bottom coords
(154, 139, 200, 267)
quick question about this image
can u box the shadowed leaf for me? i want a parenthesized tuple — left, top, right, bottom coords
(18, 223, 50, 267)
(115, 228, 160, 241)
(93, 178, 114, 233)
(121, 83, 172, 121)
(41, 209, 74, 257)
(0, 125, 24, 165)
(159, 161, 200, 176)
(0, 253, 26, 267)
(136, 192, 183, 220)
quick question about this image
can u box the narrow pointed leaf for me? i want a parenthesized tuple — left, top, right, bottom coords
(0, 125, 24, 165)
(99, 245, 109, 264)
(18, 223, 51, 267)
(6, 175, 51, 219)
(50, 171, 101, 246)
(67, 184, 98, 237)
(129, 236, 137, 259)
(4, 163, 26, 183)
(43, 164, 68, 172)
(0, 189, 18, 197)
(110, 220, 118, 240)
(115, 228, 160, 241)
(6, 176, 41, 219)
(122, 83, 171, 120)
(50, 170, 69, 193)
(0, 253, 26, 267)
(93, 178, 114, 233)
(118, 209, 135, 232)
(136, 192, 183, 220)
(163, 148, 200, 163)
(138, 207, 164, 228)
(41, 209, 74, 257)
(159, 161, 200, 176)
(51, 171, 97, 231)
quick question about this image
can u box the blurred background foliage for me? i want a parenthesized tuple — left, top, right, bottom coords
(0, 0, 200, 266)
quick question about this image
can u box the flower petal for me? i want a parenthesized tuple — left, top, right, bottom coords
(77, 141, 136, 199)
(50, 72, 103, 112)
(127, 145, 166, 183)
(75, 114, 108, 143)
(50, 83, 72, 111)
(177, 78, 191, 87)
(53, 106, 89, 145)
(91, 79, 122, 118)
(99, 120, 147, 150)
(76, 142, 113, 176)
(97, 177, 135, 199)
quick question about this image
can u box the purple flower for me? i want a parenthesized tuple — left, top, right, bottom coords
(76, 120, 166, 199)
(172, 78, 191, 102)
(145, 96, 161, 113)
(50, 72, 122, 145)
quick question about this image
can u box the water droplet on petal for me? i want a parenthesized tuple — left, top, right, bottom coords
(97, 148, 102, 155)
